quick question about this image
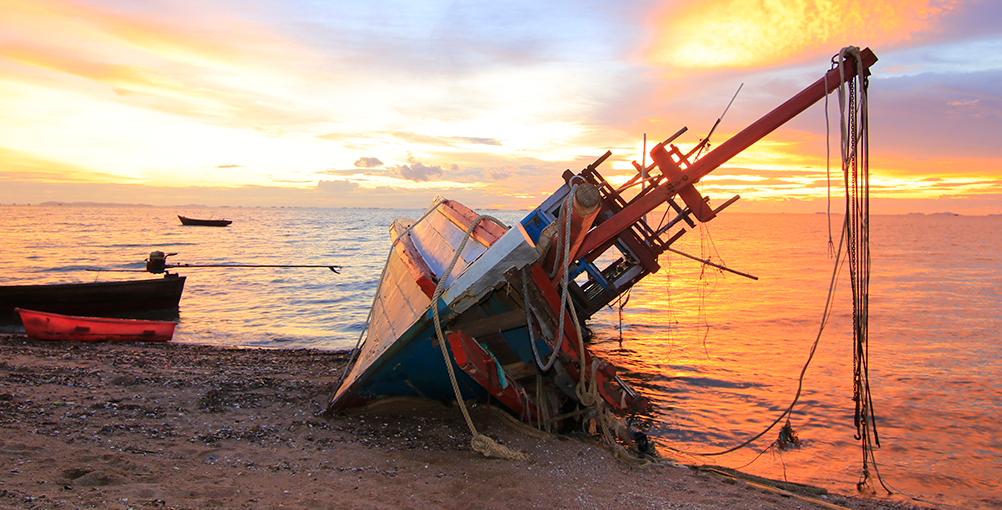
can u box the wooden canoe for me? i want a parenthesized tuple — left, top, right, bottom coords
(178, 215, 232, 227)
(15, 308, 176, 342)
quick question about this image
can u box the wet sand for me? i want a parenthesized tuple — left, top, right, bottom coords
(0, 335, 935, 510)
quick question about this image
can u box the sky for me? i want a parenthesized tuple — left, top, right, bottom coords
(1, 0, 1000, 214)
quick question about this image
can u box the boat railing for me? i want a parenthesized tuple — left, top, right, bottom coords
(532, 140, 723, 320)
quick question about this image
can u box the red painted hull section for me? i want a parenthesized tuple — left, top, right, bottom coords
(16, 308, 176, 342)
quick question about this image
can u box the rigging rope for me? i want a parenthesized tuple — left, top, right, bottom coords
(681, 48, 878, 469)
(521, 183, 636, 460)
(836, 46, 885, 494)
(836, 47, 931, 504)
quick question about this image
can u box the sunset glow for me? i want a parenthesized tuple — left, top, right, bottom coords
(1, 0, 999, 214)
(647, 0, 960, 69)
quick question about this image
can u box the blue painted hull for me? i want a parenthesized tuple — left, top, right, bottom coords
(329, 189, 649, 423)
(332, 303, 488, 408)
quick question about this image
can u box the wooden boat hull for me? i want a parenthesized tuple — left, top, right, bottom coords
(329, 196, 646, 427)
(16, 308, 176, 342)
(178, 215, 232, 227)
(0, 275, 186, 329)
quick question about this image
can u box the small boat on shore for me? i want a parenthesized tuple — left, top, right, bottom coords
(178, 215, 232, 227)
(16, 308, 177, 342)
(0, 274, 186, 329)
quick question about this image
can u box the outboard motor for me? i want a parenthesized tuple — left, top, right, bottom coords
(146, 251, 167, 273)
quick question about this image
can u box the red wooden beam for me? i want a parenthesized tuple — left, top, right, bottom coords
(526, 263, 649, 414)
(447, 331, 538, 421)
(390, 218, 439, 299)
(574, 48, 877, 261)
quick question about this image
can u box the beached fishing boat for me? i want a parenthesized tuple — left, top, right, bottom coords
(329, 48, 877, 454)
(0, 274, 186, 328)
(16, 308, 177, 342)
(178, 215, 232, 227)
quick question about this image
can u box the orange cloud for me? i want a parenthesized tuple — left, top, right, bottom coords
(2, 40, 175, 94)
(1, 0, 291, 69)
(0, 146, 135, 184)
(0, 0, 322, 105)
(646, 0, 960, 69)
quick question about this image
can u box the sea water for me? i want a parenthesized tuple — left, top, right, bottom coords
(1, 204, 999, 509)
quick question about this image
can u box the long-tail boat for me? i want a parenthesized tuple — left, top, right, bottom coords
(328, 48, 878, 452)
(0, 274, 186, 329)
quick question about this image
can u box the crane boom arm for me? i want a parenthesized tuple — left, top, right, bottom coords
(574, 47, 877, 260)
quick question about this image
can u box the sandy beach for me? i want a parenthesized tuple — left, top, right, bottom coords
(0, 335, 934, 510)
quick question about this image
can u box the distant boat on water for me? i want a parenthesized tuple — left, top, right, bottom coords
(16, 308, 176, 342)
(178, 215, 232, 227)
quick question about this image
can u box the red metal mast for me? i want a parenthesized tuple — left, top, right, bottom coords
(574, 47, 878, 261)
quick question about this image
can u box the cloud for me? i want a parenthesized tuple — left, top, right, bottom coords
(870, 67, 1002, 162)
(317, 168, 366, 176)
(396, 161, 447, 182)
(457, 137, 503, 146)
(883, 64, 924, 73)
(3, 0, 999, 215)
(254, 126, 284, 138)
(485, 165, 518, 180)
(390, 132, 502, 147)
(354, 157, 383, 168)
(315, 179, 360, 193)
(0, 0, 334, 132)
(0, 146, 137, 183)
(304, 2, 615, 76)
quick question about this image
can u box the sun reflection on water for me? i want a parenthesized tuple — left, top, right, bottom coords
(2, 205, 999, 508)
(587, 212, 1002, 508)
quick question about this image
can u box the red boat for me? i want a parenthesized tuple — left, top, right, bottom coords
(178, 215, 232, 227)
(15, 308, 177, 342)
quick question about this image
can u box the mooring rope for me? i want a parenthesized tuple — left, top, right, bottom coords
(525, 184, 581, 373)
(429, 213, 528, 461)
(520, 184, 634, 460)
